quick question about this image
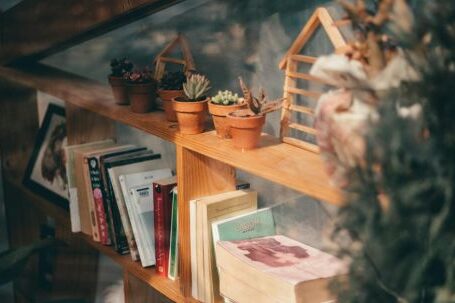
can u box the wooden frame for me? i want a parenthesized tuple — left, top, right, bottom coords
(279, 7, 348, 153)
(153, 34, 196, 81)
(22, 103, 69, 210)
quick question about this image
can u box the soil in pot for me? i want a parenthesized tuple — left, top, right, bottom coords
(172, 97, 209, 134)
(158, 89, 183, 122)
(227, 113, 266, 150)
(108, 76, 129, 105)
(208, 102, 246, 139)
(128, 82, 156, 113)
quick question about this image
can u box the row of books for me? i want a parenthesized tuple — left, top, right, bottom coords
(190, 189, 347, 303)
(65, 140, 178, 278)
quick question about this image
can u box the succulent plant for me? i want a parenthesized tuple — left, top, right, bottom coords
(110, 58, 133, 77)
(211, 90, 241, 105)
(124, 68, 154, 84)
(182, 74, 211, 101)
(159, 71, 186, 90)
(234, 77, 284, 116)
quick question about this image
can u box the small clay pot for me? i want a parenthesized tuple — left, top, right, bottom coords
(208, 102, 247, 139)
(158, 89, 184, 122)
(128, 82, 156, 113)
(108, 76, 129, 105)
(172, 97, 209, 134)
(227, 113, 266, 150)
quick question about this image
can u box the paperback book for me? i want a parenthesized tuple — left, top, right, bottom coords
(216, 235, 347, 303)
(119, 168, 172, 266)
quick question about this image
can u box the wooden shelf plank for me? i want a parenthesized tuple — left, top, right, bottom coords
(76, 233, 193, 303)
(0, 0, 185, 64)
(0, 63, 343, 205)
(4, 177, 196, 303)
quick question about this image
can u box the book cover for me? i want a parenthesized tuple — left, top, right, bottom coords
(153, 176, 176, 277)
(129, 184, 156, 267)
(218, 235, 346, 283)
(72, 141, 115, 235)
(200, 190, 257, 303)
(99, 147, 146, 252)
(168, 187, 178, 280)
(216, 235, 347, 303)
(106, 152, 163, 261)
(119, 168, 172, 265)
(64, 139, 114, 232)
(86, 145, 135, 244)
(212, 207, 275, 244)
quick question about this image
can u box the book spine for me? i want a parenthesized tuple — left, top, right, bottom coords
(87, 157, 111, 245)
(105, 167, 129, 254)
(109, 169, 139, 261)
(68, 187, 81, 232)
(83, 158, 100, 241)
(168, 187, 178, 280)
(153, 183, 174, 277)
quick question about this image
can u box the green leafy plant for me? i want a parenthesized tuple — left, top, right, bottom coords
(110, 58, 133, 77)
(327, 1, 455, 303)
(123, 68, 154, 84)
(211, 90, 241, 105)
(232, 77, 283, 116)
(182, 74, 211, 101)
(159, 71, 186, 90)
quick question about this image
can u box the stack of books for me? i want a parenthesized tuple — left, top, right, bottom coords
(65, 140, 178, 279)
(215, 235, 347, 303)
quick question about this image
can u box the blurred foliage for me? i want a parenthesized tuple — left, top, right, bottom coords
(330, 1, 455, 302)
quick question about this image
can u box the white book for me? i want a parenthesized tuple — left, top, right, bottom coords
(129, 184, 156, 267)
(64, 139, 114, 232)
(107, 158, 165, 261)
(119, 169, 172, 266)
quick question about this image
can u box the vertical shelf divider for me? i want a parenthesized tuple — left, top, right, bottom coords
(176, 145, 236, 298)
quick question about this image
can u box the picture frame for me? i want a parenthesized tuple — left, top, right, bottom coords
(23, 103, 68, 210)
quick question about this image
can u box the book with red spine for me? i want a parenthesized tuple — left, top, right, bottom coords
(153, 176, 176, 276)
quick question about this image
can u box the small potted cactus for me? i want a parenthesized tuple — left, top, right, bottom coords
(208, 90, 246, 138)
(227, 78, 284, 150)
(158, 71, 186, 122)
(172, 73, 210, 134)
(108, 58, 133, 105)
(124, 68, 157, 113)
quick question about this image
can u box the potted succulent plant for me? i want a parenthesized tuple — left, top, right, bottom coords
(124, 68, 157, 113)
(208, 90, 246, 138)
(158, 71, 186, 122)
(172, 74, 210, 134)
(108, 58, 133, 105)
(227, 78, 284, 150)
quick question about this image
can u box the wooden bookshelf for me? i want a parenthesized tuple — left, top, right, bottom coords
(0, 63, 342, 205)
(0, 62, 344, 302)
(4, 176, 196, 303)
(76, 234, 194, 303)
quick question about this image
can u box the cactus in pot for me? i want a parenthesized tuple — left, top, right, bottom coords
(172, 73, 211, 134)
(158, 71, 187, 122)
(227, 77, 284, 149)
(108, 58, 133, 105)
(209, 90, 246, 138)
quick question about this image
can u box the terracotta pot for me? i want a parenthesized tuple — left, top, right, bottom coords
(128, 82, 156, 113)
(158, 89, 183, 122)
(172, 97, 209, 134)
(227, 113, 266, 150)
(208, 102, 247, 139)
(108, 76, 129, 105)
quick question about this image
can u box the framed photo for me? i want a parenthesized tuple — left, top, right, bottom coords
(23, 104, 68, 210)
